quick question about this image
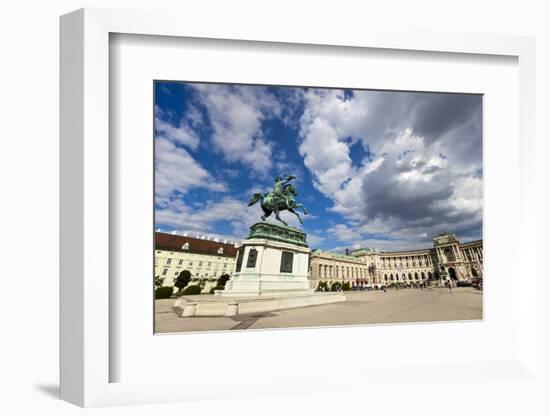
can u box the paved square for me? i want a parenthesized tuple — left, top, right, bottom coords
(155, 287, 483, 333)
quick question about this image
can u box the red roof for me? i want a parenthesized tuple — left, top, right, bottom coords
(155, 232, 238, 258)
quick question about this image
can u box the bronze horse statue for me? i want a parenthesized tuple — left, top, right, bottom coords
(248, 180, 308, 227)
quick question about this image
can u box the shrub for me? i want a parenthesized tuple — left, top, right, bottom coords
(217, 274, 231, 288)
(331, 282, 342, 292)
(209, 285, 225, 294)
(155, 286, 174, 299)
(181, 284, 202, 295)
(154, 275, 165, 289)
(342, 282, 352, 291)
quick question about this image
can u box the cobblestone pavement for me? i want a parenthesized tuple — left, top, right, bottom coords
(155, 287, 482, 333)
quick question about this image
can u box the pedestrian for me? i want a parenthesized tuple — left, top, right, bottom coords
(446, 279, 452, 294)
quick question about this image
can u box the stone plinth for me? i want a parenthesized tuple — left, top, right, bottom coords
(247, 221, 308, 247)
(173, 292, 346, 317)
(173, 222, 347, 317)
(217, 222, 312, 297)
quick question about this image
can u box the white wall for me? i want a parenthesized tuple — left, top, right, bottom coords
(1, 1, 549, 415)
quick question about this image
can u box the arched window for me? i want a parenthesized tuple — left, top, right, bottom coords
(414, 272, 419, 280)
(444, 247, 455, 262)
(384, 273, 388, 281)
(390, 273, 394, 281)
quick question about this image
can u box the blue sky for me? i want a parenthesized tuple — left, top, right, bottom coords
(154, 81, 482, 251)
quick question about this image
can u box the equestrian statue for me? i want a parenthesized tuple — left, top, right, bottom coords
(248, 174, 308, 227)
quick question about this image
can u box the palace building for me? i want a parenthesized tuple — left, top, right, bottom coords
(155, 232, 238, 292)
(156, 230, 483, 293)
(309, 233, 483, 289)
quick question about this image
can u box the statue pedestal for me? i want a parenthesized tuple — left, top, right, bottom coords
(173, 222, 346, 317)
(218, 222, 312, 296)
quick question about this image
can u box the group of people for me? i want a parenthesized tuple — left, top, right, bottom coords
(381, 279, 455, 294)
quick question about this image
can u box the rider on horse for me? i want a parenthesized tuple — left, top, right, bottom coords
(272, 174, 296, 207)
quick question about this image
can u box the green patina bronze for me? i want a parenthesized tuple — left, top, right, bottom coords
(247, 222, 308, 247)
(248, 174, 308, 227)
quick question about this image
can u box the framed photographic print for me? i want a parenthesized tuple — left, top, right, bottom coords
(60, 7, 538, 408)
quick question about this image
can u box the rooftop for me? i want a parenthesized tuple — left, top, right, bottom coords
(155, 232, 238, 257)
(310, 249, 363, 262)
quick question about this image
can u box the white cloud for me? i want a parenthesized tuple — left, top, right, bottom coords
(156, 197, 252, 236)
(155, 137, 226, 198)
(155, 106, 200, 150)
(191, 84, 282, 172)
(298, 89, 483, 248)
(306, 232, 326, 247)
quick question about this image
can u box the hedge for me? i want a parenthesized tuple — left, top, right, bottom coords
(181, 284, 202, 295)
(155, 286, 174, 299)
(209, 285, 225, 294)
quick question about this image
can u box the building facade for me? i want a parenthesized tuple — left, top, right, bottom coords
(309, 233, 483, 288)
(155, 232, 238, 292)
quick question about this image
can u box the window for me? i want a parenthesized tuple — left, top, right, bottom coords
(246, 248, 258, 268)
(166, 258, 172, 265)
(178, 259, 183, 265)
(162, 269, 168, 276)
(199, 261, 203, 266)
(208, 262, 212, 267)
(189, 261, 193, 265)
(280, 251, 294, 273)
(235, 247, 245, 272)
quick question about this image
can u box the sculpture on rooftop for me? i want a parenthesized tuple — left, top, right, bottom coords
(248, 174, 308, 227)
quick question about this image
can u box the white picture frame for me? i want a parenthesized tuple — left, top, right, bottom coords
(60, 8, 537, 408)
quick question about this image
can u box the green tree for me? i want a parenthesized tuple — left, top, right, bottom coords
(217, 273, 231, 288)
(174, 270, 192, 293)
(154, 275, 164, 289)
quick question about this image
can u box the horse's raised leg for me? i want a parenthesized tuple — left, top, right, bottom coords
(289, 208, 303, 224)
(274, 208, 288, 226)
(294, 203, 308, 215)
